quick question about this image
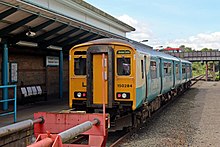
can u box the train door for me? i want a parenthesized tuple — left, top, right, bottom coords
(86, 45, 114, 108)
(159, 58, 163, 94)
(93, 54, 108, 104)
(144, 56, 147, 99)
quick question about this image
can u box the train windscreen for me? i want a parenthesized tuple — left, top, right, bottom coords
(74, 57, 86, 75)
(117, 58, 131, 76)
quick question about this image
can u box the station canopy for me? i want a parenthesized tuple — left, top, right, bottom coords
(0, 0, 134, 51)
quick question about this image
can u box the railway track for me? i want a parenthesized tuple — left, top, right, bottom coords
(109, 75, 203, 147)
(191, 75, 204, 86)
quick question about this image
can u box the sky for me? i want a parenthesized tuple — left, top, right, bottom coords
(85, 0, 220, 50)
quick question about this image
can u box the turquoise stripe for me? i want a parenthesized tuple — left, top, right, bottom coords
(135, 84, 146, 108)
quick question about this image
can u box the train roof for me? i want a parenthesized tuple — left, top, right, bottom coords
(87, 38, 188, 62)
(131, 41, 179, 61)
(179, 58, 192, 64)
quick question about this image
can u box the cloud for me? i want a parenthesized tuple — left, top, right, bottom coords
(117, 15, 220, 50)
(164, 32, 220, 50)
(117, 15, 153, 42)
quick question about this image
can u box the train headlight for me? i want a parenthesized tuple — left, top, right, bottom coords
(122, 93, 127, 98)
(116, 92, 130, 99)
(77, 92, 82, 98)
(74, 92, 87, 98)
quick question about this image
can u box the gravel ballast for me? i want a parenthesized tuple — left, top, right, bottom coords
(121, 81, 220, 147)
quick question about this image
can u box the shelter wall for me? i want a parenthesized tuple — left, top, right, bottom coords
(0, 47, 69, 103)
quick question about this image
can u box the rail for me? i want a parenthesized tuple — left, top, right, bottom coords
(0, 85, 17, 122)
(191, 75, 204, 86)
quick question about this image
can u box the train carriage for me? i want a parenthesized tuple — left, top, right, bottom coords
(69, 38, 192, 130)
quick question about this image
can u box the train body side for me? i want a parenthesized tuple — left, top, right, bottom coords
(69, 38, 192, 112)
(134, 49, 192, 109)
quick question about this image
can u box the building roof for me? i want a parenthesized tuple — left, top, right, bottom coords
(0, 0, 135, 51)
(72, 0, 135, 32)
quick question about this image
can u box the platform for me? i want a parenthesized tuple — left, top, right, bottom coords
(121, 80, 220, 146)
(0, 99, 69, 127)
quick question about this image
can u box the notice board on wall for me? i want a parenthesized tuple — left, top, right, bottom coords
(10, 62, 18, 83)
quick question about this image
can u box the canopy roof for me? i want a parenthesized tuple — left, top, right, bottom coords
(0, 0, 135, 51)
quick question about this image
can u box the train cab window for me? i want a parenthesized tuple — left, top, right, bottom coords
(74, 57, 86, 75)
(117, 58, 131, 76)
(150, 61, 157, 79)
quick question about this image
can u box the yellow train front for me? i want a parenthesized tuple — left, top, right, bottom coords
(69, 39, 138, 130)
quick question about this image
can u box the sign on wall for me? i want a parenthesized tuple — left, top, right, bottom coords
(46, 56, 59, 66)
(10, 62, 18, 83)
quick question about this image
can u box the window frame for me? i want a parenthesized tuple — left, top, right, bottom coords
(182, 64, 186, 74)
(164, 62, 172, 76)
(150, 60, 157, 79)
(116, 57, 131, 76)
(73, 55, 87, 76)
(141, 60, 144, 79)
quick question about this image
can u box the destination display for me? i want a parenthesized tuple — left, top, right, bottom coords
(117, 50, 131, 54)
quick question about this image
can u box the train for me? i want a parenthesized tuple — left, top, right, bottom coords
(69, 38, 192, 130)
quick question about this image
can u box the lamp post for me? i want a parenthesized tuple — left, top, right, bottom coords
(139, 40, 148, 43)
(154, 46, 163, 51)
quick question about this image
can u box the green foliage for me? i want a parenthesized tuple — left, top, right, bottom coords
(192, 62, 206, 76)
(179, 45, 214, 52)
(201, 48, 213, 51)
(179, 45, 193, 52)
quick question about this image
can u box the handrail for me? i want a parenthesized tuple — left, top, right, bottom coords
(0, 85, 17, 122)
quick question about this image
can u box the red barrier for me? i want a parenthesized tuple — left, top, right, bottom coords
(29, 112, 108, 147)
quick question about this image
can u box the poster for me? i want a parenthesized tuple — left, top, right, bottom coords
(10, 62, 18, 83)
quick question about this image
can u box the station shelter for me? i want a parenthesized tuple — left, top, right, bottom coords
(0, 0, 135, 112)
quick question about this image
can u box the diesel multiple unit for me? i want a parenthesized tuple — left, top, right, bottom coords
(69, 38, 192, 130)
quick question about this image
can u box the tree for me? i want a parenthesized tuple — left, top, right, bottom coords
(179, 45, 193, 52)
(201, 48, 212, 52)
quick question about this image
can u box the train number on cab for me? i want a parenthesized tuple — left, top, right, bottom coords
(117, 84, 132, 88)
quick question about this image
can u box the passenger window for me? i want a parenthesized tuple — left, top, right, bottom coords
(176, 64, 179, 74)
(117, 58, 131, 76)
(164, 62, 171, 76)
(150, 61, 157, 79)
(186, 66, 190, 73)
(74, 57, 86, 75)
(141, 60, 144, 79)
(182, 65, 186, 74)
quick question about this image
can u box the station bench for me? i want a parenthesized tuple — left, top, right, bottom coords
(20, 86, 47, 104)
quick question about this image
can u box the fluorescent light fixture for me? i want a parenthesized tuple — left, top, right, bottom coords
(16, 41, 38, 47)
(47, 45, 62, 51)
(26, 31, 36, 37)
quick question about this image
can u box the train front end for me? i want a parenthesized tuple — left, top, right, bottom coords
(69, 39, 137, 114)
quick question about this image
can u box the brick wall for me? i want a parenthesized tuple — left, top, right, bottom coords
(0, 47, 69, 104)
